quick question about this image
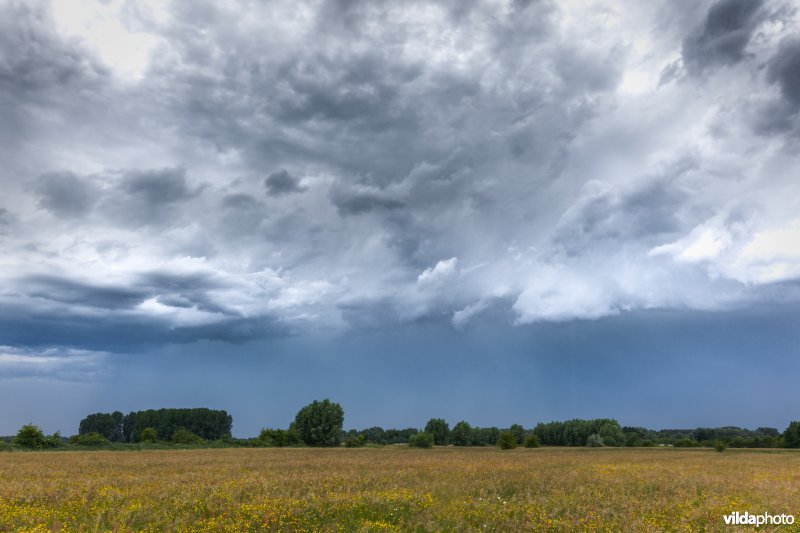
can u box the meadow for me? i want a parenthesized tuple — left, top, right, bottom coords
(1, 447, 799, 531)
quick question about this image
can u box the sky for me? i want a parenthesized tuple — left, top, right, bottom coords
(1, 0, 799, 437)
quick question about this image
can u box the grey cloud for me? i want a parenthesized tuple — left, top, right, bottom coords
(0, 300, 284, 351)
(100, 167, 199, 228)
(0, 2, 107, 97)
(22, 275, 150, 310)
(121, 167, 196, 204)
(330, 184, 405, 216)
(682, 0, 764, 73)
(34, 171, 97, 217)
(766, 38, 800, 110)
(264, 169, 306, 196)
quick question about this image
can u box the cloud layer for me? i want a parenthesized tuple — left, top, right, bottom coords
(1, 0, 799, 356)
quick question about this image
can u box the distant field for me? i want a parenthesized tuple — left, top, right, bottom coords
(1, 447, 799, 531)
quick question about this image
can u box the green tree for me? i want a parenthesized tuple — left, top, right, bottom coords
(424, 418, 450, 445)
(783, 421, 800, 448)
(524, 434, 541, 448)
(408, 432, 434, 448)
(509, 424, 525, 445)
(172, 428, 204, 444)
(13, 424, 47, 449)
(293, 399, 344, 447)
(586, 433, 604, 447)
(498, 431, 518, 450)
(450, 421, 473, 446)
(139, 427, 158, 443)
(70, 432, 111, 446)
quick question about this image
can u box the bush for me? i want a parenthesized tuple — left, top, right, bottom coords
(674, 438, 697, 447)
(294, 399, 344, 447)
(586, 433, 605, 447)
(498, 431, 518, 450)
(344, 435, 365, 448)
(714, 440, 727, 452)
(172, 428, 204, 444)
(408, 432, 434, 448)
(70, 432, 110, 446)
(139, 427, 158, 443)
(0, 441, 12, 451)
(524, 434, 541, 448)
(13, 424, 47, 449)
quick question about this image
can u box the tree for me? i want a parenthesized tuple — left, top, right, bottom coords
(293, 399, 344, 447)
(524, 434, 540, 448)
(783, 421, 800, 448)
(139, 427, 158, 443)
(586, 433, 604, 447)
(14, 424, 47, 449)
(424, 418, 450, 446)
(70, 432, 111, 446)
(408, 432, 434, 448)
(509, 424, 525, 445)
(172, 428, 204, 444)
(498, 431, 518, 450)
(451, 421, 473, 446)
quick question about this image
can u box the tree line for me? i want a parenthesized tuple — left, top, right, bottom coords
(4, 399, 800, 450)
(79, 408, 233, 442)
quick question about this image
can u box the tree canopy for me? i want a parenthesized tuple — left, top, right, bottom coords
(293, 399, 344, 447)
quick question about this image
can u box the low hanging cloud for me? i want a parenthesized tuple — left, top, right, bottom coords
(0, 0, 798, 355)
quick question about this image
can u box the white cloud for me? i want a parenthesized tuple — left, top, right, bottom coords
(417, 258, 459, 285)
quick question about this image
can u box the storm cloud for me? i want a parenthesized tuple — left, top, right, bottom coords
(0, 0, 798, 353)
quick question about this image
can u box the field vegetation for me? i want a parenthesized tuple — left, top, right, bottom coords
(1, 447, 798, 531)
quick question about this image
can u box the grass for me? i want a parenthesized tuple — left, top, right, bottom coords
(1, 447, 799, 531)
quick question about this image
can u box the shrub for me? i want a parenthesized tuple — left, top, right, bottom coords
(674, 438, 697, 447)
(172, 428, 204, 444)
(13, 424, 47, 449)
(345, 435, 365, 448)
(139, 427, 158, 443)
(294, 399, 344, 447)
(586, 433, 605, 447)
(524, 434, 541, 448)
(714, 440, 727, 452)
(70, 432, 110, 446)
(498, 431, 518, 450)
(408, 432, 434, 448)
(259, 428, 288, 447)
(0, 441, 12, 451)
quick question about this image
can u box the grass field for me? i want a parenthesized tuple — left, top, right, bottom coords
(1, 447, 799, 531)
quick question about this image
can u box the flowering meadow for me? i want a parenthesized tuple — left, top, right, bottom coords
(1, 447, 799, 531)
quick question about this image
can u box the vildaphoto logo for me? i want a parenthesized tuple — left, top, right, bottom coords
(723, 511, 795, 526)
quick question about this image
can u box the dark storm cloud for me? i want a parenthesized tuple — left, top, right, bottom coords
(552, 171, 693, 255)
(0, 0, 798, 359)
(33, 170, 97, 217)
(682, 0, 765, 73)
(22, 274, 149, 310)
(0, 2, 106, 97)
(121, 167, 196, 204)
(766, 38, 800, 110)
(330, 184, 406, 216)
(0, 301, 283, 351)
(264, 170, 306, 196)
(99, 167, 199, 228)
